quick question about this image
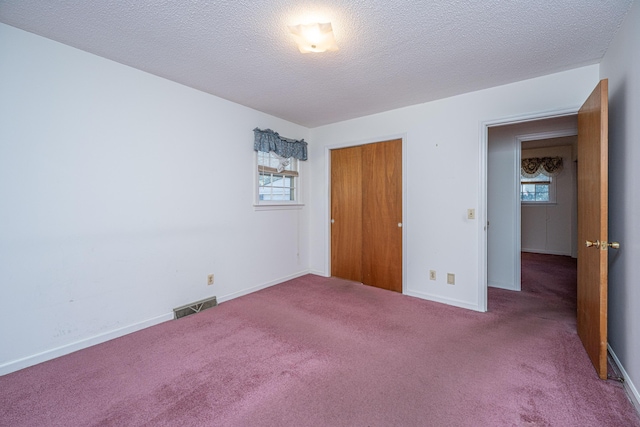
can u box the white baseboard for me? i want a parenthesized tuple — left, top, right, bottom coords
(608, 344, 640, 415)
(0, 313, 174, 376)
(217, 269, 310, 304)
(488, 280, 518, 291)
(0, 270, 314, 377)
(308, 269, 329, 277)
(405, 289, 482, 312)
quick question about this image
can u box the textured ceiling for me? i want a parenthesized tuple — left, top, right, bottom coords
(0, 1, 634, 127)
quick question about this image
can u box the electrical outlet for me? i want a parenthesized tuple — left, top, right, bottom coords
(207, 274, 214, 286)
(429, 270, 436, 280)
(467, 209, 475, 220)
(447, 273, 455, 285)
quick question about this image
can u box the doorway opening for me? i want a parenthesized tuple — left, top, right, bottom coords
(479, 109, 578, 312)
(486, 115, 578, 300)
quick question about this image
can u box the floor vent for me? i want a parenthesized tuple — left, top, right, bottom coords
(173, 296, 217, 320)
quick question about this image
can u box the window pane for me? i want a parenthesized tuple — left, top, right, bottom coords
(520, 182, 549, 202)
(258, 151, 297, 172)
(521, 184, 535, 201)
(257, 152, 298, 203)
(536, 184, 549, 194)
(260, 176, 293, 200)
(271, 176, 284, 187)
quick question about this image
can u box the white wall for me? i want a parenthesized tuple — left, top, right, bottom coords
(521, 144, 575, 256)
(0, 23, 310, 374)
(600, 0, 640, 409)
(309, 65, 599, 311)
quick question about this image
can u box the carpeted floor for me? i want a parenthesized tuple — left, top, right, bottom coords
(1, 254, 638, 426)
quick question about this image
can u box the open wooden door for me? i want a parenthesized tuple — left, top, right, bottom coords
(577, 79, 613, 380)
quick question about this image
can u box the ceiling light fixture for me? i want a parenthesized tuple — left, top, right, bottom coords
(288, 22, 338, 53)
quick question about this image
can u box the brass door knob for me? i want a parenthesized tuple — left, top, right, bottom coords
(585, 240, 620, 249)
(586, 240, 600, 248)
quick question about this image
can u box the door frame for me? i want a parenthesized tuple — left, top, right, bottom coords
(479, 108, 579, 311)
(325, 133, 408, 294)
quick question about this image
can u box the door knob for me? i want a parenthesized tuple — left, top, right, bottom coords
(331, 219, 335, 224)
(585, 240, 600, 248)
(586, 240, 620, 250)
(398, 223, 402, 228)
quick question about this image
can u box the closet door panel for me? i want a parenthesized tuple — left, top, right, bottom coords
(362, 139, 403, 292)
(331, 146, 363, 282)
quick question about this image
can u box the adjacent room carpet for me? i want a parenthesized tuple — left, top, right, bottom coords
(1, 253, 638, 426)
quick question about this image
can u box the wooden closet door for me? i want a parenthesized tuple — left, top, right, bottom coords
(331, 146, 363, 282)
(362, 139, 403, 292)
(330, 139, 402, 293)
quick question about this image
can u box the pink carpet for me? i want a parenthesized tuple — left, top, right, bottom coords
(1, 253, 638, 426)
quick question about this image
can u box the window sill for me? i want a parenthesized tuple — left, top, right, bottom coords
(521, 202, 557, 206)
(253, 203, 305, 211)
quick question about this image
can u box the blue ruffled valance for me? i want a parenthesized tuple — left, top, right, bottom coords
(253, 128, 308, 161)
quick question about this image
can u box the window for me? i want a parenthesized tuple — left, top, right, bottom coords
(521, 173, 555, 203)
(257, 151, 299, 203)
(253, 128, 306, 209)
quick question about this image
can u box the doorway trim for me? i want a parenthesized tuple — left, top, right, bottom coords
(324, 133, 408, 294)
(479, 108, 579, 311)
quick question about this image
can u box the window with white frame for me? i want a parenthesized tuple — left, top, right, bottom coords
(520, 156, 562, 204)
(257, 151, 299, 202)
(521, 173, 556, 203)
(253, 128, 307, 207)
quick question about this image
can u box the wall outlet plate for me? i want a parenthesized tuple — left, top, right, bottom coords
(207, 274, 214, 286)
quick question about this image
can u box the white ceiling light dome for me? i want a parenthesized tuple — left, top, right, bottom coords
(288, 22, 338, 53)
